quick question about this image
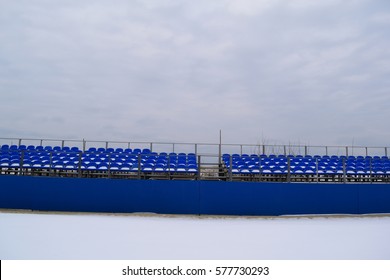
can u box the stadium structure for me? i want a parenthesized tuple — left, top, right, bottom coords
(1, 137, 390, 216)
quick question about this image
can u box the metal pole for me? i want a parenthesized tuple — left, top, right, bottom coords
(197, 155, 201, 180)
(229, 155, 233, 181)
(138, 154, 141, 180)
(343, 157, 346, 184)
(219, 130, 222, 166)
(287, 157, 291, 182)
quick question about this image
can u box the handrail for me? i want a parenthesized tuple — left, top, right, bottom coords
(1, 137, 390, 158)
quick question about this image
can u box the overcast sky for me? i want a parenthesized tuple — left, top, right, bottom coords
(1, 0, 390, 147)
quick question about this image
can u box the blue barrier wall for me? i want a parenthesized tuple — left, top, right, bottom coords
(1, 175, 390, 215)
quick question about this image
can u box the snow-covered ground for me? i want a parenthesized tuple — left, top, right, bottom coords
(1, 211, 390, 260)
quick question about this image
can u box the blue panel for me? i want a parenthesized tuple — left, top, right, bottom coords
(358, 184, 390, 214)
(1, 175, 390, 215)
(0, 176, 199, 215)
(278, 183, 359, 215)
(199, 181, 282, 215)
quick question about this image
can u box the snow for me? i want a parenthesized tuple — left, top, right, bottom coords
(1, 211, 390, 260)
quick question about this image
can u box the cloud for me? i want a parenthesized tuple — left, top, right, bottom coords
(0, 0, 390, 148)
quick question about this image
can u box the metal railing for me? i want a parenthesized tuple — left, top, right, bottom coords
(1, 136, 390, 157)
(1, 137, 390, 183)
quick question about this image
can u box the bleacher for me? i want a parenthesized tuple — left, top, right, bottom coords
(1, 139, 390, 183)
(0, 144, 198, 180)
(221, 153, 390, 182)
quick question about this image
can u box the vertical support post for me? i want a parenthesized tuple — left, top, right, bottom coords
(346, 146, 349, 157)
(18, 139, 22, 146)
(325, 146, 328, 156)
(107, 153, 111, 179)
(240, 145, 243, 156)
(229, 155, 233, 182)
(262, 145, 265, 155)
(150, 142, 153, 152)
(316, 157, 319, 183)
(137, 154, 141, 180)
(83, 139, 86, 152)
(365, 147, 368, 157)
(40, 139, 43, 146)
(219, 130, 222, 166)
(259, 157, 262, 182)
(305, 146, 308, 156)
(49, 151, 53, 177)
(173, 143, 175, 153)
(105, 141, 108, 149)
(61, 140, 65, 148)
(283, 145, 286, 156)
(195, 144, 198, 156)
(197, 155, 201, 180)
(369, 157, 372, 184)
(385, 147, 388, 158)
(19, 150, 24, 176)
(287, 157, 291, 183)
(343, 157, 346, 184)
(78, 152, 82, 178)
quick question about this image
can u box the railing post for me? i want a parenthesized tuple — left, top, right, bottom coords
(18, 139, 22, 146)
(229, 155, 233, 181)
(150, 142, 153, 152)
(305, 146, 308, 156)
(78, 152, 82, 178)
(287, 157, 291, 182)
(385, 147, 388, 158)
(195, 144, 198, 156)
(19, 150, 24, 176)
(325, 146, 328, 156)
(343, 157, 346, 184)
(346, 146, 348, 157)
(107, 153, 111, 179)
(61, 140, 65, 148)
(369, 157, 373, 184)
(138, 154, 141, 179)
(262, 145, 265, 155)
(197, 155, 201, 180)
(365, 147, 368, 157)
(83, 139, 86, 152)
(316, 157, 319, 183)
(105, 141, 108, 149)
(283, 145, 286, 156)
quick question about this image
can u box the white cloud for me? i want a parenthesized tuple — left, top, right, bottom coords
(0, 0, 389, 147)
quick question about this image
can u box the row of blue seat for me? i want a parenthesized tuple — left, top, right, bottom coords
(222, 154, 390, 175)
(0, 145, 198, 174)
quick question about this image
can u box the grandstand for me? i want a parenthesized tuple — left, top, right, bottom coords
(1, 137, 390, 183)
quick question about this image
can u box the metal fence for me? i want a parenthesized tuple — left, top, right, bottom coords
(1, 137, 390, 183)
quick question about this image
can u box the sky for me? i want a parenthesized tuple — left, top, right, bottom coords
(1, 0, 390, 147)
(1, 212, 390, 259)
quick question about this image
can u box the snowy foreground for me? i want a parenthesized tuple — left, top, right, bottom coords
(1, 211, 390, 260)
